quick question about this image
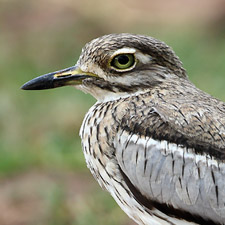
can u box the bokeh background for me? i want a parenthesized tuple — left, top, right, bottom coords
(1, 0, 225, 224)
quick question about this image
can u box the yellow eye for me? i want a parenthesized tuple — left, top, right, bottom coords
(111, 54, 135, 70)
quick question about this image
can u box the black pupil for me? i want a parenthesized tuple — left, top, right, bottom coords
(118, 55, 129, 65)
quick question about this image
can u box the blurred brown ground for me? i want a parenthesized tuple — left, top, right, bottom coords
(0, 0, 225, 224)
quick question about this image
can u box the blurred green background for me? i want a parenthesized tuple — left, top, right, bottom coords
(1, 0, 225, 224)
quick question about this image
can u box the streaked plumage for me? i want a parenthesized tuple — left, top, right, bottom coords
(22, 33, 225, 225)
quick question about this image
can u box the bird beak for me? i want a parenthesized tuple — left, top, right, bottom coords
(21, 65, 97, 90)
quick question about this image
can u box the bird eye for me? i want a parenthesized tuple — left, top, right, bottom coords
(111, 54, 135, 70)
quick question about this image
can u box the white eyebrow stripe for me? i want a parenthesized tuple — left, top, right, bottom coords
(111, 47, 136, 56)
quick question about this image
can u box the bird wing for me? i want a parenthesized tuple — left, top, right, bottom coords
(112, 92, 225, 224)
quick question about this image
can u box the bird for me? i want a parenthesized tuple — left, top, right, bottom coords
(21, 33, 225, 225)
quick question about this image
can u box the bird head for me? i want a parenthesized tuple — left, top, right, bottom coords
(21, 33, 187, 101)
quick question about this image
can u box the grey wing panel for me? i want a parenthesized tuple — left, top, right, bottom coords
(115, 132, 179, 204)
(114, 130, 225, 224)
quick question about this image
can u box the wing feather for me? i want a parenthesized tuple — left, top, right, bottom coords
(112, 90, 225, 224)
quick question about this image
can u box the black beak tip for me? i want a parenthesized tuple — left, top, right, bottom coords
(20, 80, 44, 90)
(21, 74, 55, 90)
(21, 82, 31, 90)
